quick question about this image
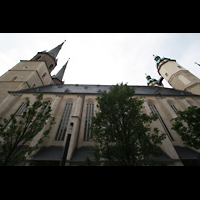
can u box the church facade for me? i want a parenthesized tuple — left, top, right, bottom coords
(0, 41, 200, 166)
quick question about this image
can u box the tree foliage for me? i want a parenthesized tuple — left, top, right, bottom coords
(86, 83, 166, 166)
(172, 105, 200, 159)
(0, 93, 55, 166)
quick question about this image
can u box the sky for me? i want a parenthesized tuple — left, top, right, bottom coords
(0, 33, 200, 88)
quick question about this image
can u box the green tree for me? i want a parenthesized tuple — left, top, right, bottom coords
(172, 105, 200, 159)
(86, 83, 166, 166)
(0, 93, 55, 166)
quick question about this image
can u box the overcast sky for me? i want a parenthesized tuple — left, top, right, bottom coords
(0, 33, 200, 88)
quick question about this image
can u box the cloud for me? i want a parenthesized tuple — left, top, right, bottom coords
(0, 33, 199, 89)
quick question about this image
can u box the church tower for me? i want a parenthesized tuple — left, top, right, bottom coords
(154, 55, 200, 95)
(0, 41, 66, 103)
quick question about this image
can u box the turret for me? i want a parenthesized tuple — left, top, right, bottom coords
(51, 58, 70, 85)
(145, 73, 164, 87)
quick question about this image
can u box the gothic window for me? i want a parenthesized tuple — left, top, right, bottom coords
(15, 102, 27, 115)
(55, 101, 73, 141)
(148, 102, 174, 141)
(168, 101, 179, 116)
(29, 102, 51, 134)
(83, 101, 94, 141)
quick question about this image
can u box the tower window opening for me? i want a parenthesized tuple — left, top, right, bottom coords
(178, 66, 182, 68)
(42, 72, 47, 79)
(36, 56, 41, 60)
(49, 64, 54, 72)
(165, 73, 168, 77)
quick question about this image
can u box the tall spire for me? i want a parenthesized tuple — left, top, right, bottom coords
(51, 58, 70, 84)
(47, 40, 66, 59)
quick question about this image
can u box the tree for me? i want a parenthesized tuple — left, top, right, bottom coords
(0, 93, 55, 166)
(172, 105, 200, 159)
(86, 83, 166, 166)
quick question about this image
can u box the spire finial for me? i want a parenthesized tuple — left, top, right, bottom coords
(47, 41, 66, 59)
(52, 59, 69, 83)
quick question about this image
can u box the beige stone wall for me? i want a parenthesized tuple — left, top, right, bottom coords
(1, 92, 200, 166)
(0, 60, 52, 103)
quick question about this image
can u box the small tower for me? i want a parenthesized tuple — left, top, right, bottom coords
(153, 55, 200, 95)
(51, 58, 70, 85)
(145, 73, 164, 87)
(31, 40, 66, 74)
(0, 41, 66, 103)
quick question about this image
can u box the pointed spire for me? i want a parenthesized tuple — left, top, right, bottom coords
(47, 40, 66, 59)
(52, 58, 70, 83)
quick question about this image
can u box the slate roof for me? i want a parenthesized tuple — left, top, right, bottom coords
(70, 146, 173, 163)
(31, 146, 64, 161)
(174, 146, 199, 160)
(9, 84, 200, 97)
(70, 146, 95, 162)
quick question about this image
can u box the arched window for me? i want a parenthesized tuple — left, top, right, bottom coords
(148, 101, 174, 141)
(55, 100, 73, 141)
(83, 100, 94, 141)
(15, 102, 27, 115)
(167, 100, 179, 115)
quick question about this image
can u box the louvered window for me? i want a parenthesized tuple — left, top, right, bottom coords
(148, 103, 174, 141)
(55, 102, 73, 141)
(84, 103, 94, 141)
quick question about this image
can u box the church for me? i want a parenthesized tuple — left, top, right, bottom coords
(0, 41, 200, 166)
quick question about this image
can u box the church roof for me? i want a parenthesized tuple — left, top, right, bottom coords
(51, 59, 69, 82)
(10, 84, 200, 97)
(47, 40, 66, 59)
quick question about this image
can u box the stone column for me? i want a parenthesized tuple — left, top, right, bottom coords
(142, 99, 180, 160)
(0, 94, 21, 119)
(159, 98, 177, 119)
(179, 98, 191, 108)
(50, 95, 64, 117)
(66, 95, 84, 161)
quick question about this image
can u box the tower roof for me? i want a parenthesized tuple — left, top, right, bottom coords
(145, 73, 157, 86)
(47, 40, 66, 59)
(52, 58, 70, 83)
